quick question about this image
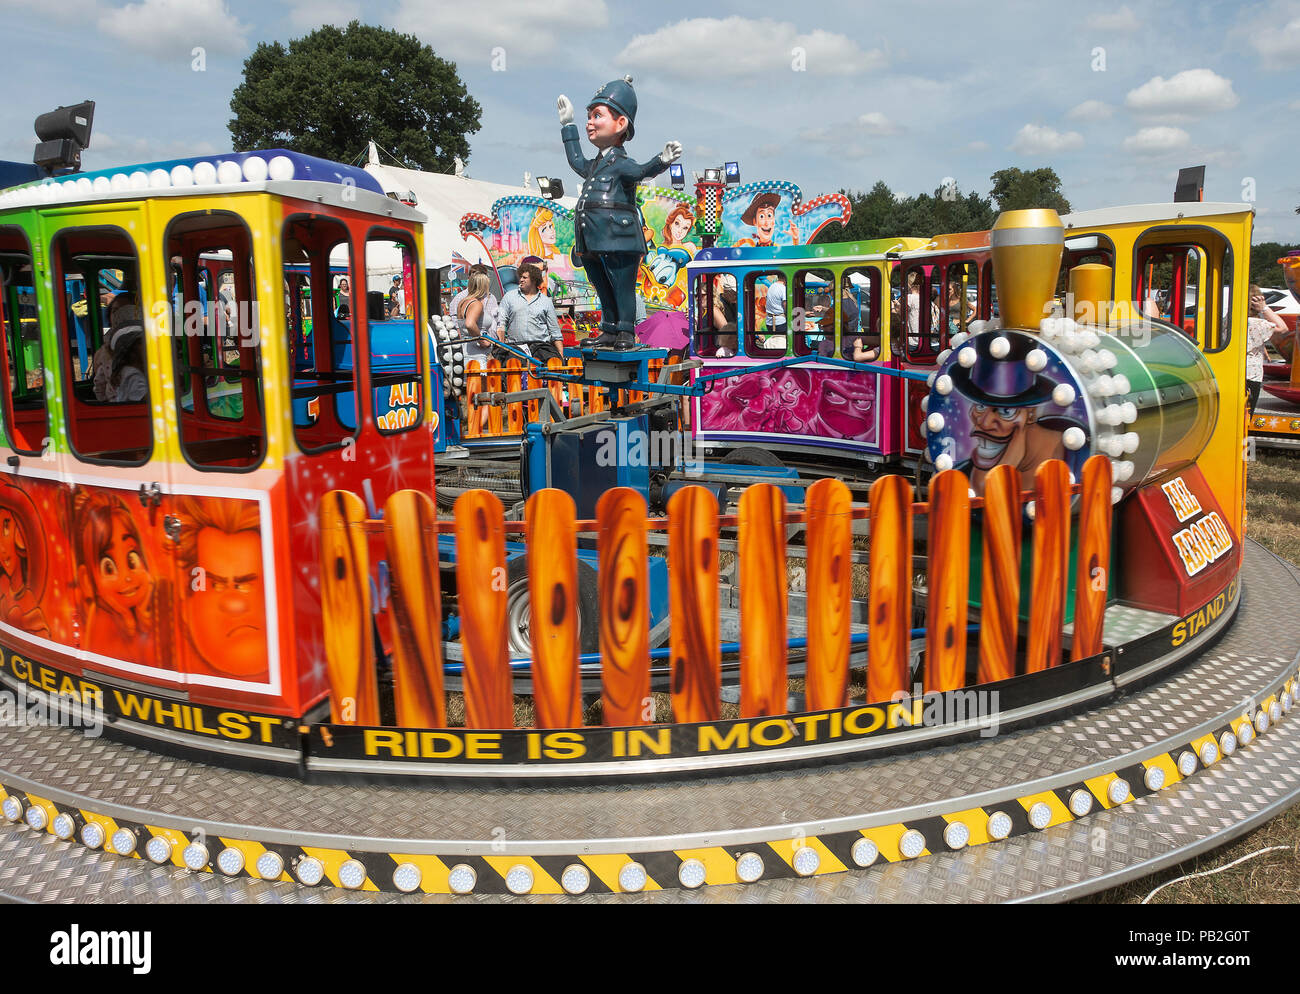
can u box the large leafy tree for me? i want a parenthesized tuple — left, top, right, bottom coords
(229, 21, 481, 171)
(815, 180, 998, 243)
(988, 167, 1071, 215)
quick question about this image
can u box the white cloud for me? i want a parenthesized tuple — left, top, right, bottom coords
(1067, 99, 1114, 121)
(1122, 126, 1191, 155)
(98, 0, 249, 58)
(967, 140, 989, 151)
(1086, 6, 1140, 32)
(1253, 17, 1300, 68)
(797, 126, 873, 160)
(286, 0, 360, 30)
(392, 0, 607, 62)
(857, 111, 901, 135)
(1125, 69, 1238, 118)
(1010, 123, 1083, 155)
(618, 17, 887, 77)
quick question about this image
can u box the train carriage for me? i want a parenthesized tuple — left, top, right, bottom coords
(0, 151, 433, 764)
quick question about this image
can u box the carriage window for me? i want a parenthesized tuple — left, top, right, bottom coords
(793, 269, 835, 357)
(0, 230, 46, 456)
(52, 228, 152, 466)
(692, 272, 737, 358)
(745, 270, 786, 358)
(841, 268, 881, 361)
(286, 215, 358, 453)
(166, 212, 266, 471)
(981, 261, 996, 321)
(899, 265, 940, 363)
(1055, 234, 1115, 318)
(1134, 234, 1231, 353)
(366, 231, 423, 434)
(944, 262, 979, 338)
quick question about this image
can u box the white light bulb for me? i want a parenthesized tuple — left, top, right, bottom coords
(1120, 402, 1138, 424)
(851, 838, 879, 866)
(1111, 374, 1131, 394)
(986, 811, 1013, 840)
(148, 168, 171, 188)
(1025, 348, 1047, 372)
(934, 453, 953, 472)
(1062, 426, 1086, 451)
(193, 161, 217, 185)
(949, 331, 969, 348)
(936, 349, 951, 365)
(561, 864, 591, 894)
(1052, 383, 1076, 407)
(1069, 790, 1093, 817)
(242, 156, 269, 182)
(268, 155, 296, 181)
(170, 164, 194, 186)
(989, 336, 1010, 359)
(128, 171, 150, 190)
(957, 347, 977, 368)
(935, 374, 953, 395)
(926, 412, 945, 432)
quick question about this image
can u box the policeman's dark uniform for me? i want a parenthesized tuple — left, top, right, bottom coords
(561, 78, 669, 344)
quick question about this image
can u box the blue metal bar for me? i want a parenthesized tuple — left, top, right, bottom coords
(438, 625, 979, 674)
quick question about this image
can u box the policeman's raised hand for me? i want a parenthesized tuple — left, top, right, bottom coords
(557, 95, 574, 125)
(661, 140, 683, 164)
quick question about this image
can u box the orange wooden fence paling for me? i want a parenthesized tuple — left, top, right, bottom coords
(867, 475, 913, 703)
(464, 360, 482, 439)
(453, 490, 514, 727)
(319, 490, 379, 726)
(1071, 455, 1113, 661)
(1025, 459, 1071, 673)
(383, 490, 447, 728)
(526, 489, 583, 728)
(596, 488, 651, 725)
(545, 357, 566, 415)
(977, 465, 1022, 684)
(486, 359, 504, 435)
(505, 358, 524, 433)
(804, 478, 852, 711)
(739, 483, 788, 717)
(667, 485, 721, 723)
(925, 469, 971, 694)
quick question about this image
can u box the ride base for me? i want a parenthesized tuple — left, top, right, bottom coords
(0, 540, 1296, 903)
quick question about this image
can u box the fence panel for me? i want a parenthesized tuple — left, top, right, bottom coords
(454, 489, 514, 727)
(486, 359, 504, 435)
(867, 474, 912, 703)
(804, 478, 852, 711)
(505, 358, 524, 433)
(384, 490, 446, 728)
(1026, 460, 1071, 672)
(320, 489, 379, 725)
(739, 484, 789, 717)
(925, 469, 971, 693)
(526, 489, 583, 728)
(667, 485, 721, 723)
(977, 465, 1022, 684)
(1071, 454, 1113, 661)
(597, 488, 651, 725)
(464, 360, 483, 439)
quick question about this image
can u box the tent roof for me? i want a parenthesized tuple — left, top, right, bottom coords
(363, 143, 577, 270)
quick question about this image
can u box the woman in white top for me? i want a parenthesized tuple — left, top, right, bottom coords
(457, 272, 493, 429)
(1245, 284, 1290, 416)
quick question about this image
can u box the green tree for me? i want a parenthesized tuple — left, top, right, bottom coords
(815, 180, 997, 243)
(988, 167, 1071, 215)
(1249, 241, 1300, 288)
(229, 21, 481, 171)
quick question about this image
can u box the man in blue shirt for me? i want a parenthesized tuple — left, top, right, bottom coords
(495, 263, 564, 364)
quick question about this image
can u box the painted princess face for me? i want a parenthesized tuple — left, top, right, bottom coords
(97, 520, 151, 614)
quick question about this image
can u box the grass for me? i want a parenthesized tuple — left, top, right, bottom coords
(1081, 447, 1300, 904)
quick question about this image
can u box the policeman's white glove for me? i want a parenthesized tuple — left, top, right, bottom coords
(660, 140, 683, 164)
(557, 95, 574, 126)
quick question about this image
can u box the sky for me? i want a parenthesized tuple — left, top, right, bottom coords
(3, 0, 1298, 243)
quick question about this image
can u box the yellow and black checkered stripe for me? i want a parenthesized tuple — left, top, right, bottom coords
(1, 684, 1292, 896)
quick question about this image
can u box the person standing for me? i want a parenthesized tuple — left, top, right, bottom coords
(449, 264, 499, 331)
(1246, 284, 1291, 416)
(765, 271, 787, 339)
(496, 263, 565, 364)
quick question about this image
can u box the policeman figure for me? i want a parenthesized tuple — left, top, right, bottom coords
(557, 76, 682, 350)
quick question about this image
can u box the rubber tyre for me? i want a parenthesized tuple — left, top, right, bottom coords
(504, 555, 600, 657)
(719, 446, 785, 468)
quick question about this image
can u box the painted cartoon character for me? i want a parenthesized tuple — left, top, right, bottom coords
(558, 76, 683, 349)
(735, 192, 799, 248)
(946, 335, 1084, 493)
(72, 490, 156, 665)
(0, 479, 50, 638)
(642, 205, 696, 293)
(527, 207, 561, 263)
(806, 377, 877, 442)
(175, 497, 267, 679)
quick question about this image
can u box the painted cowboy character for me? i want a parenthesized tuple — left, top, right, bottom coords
(735, 191, 799, 248)
(947, 335, 1085, 494)
(558, 76, 682, 349)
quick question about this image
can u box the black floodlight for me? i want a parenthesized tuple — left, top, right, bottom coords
(1174, 165, 1205, 204)
(724, 161, 740, 185)
(537, 176, 565, 201)
(34, 101, 95, 175)
(668, 163, 685, 189)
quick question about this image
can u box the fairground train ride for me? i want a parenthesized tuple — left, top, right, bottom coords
(0, 151, 1294, 902)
